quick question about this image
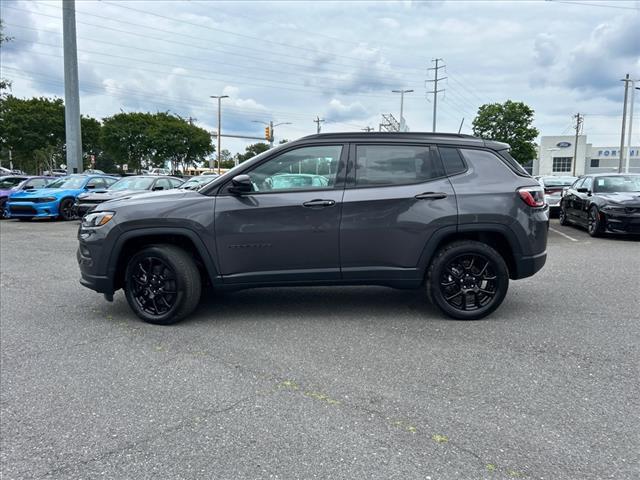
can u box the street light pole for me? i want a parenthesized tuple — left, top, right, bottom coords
(210, 95, 229, 174)
(391, 89, 413, 131)
(62, 0, 82, 173)
(625, 82, 638, 174)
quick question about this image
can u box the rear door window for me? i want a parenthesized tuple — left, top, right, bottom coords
(354, 145, 444, 186)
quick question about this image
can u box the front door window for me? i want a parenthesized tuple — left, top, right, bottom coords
(245, 145, 343, 192)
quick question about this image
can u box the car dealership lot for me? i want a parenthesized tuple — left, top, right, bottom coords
(1, 220, 638, 479)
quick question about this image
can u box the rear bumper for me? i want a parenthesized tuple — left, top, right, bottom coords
(512, 250, 547, 280)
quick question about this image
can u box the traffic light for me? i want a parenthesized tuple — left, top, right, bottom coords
(264, 126, 271, 141)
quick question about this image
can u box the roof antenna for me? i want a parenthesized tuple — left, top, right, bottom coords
(457, 117, 465, 134)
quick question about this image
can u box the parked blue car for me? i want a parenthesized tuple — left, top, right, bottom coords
(7, 174, 118, 220)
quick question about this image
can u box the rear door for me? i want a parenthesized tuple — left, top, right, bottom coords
(340, 143, 457, 282)
(215, 144, 347, 284)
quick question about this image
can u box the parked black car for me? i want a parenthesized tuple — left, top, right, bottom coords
(559, 174, 640, 236)
(77, 132, 548, 325)
(74, 175, 184, 217)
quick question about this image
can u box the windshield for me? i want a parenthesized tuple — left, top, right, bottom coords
(46, 176, 87, 189)
(0, 177, 26, 189)
(110, 177, 154, 191)
(594, 175, 640, 193)
(541, 176, 576, 187)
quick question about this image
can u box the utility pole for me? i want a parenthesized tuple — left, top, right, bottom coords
(426, 58, 446, 133)
(572, 113, 583, 177)
(62, 0, 82, 173)
(618, 74, 632, 173)
(362, 126, 374, 132)
(313, 116, 325, 134)
(391, 89, 413, 131)
(210, 95, 229, 174)
(187, 116, 197, 125)
(457, 118, 465, 134)
(624, 81, 638, 173)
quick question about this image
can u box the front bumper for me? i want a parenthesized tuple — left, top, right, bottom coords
(603, 211, 640, 234)
(7, 200, 59, 218)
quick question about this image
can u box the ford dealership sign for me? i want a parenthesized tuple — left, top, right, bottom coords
(556, 141, 571, 148)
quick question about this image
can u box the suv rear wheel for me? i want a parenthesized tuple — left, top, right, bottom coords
(427, 241, 509, 320)
(124, 245, 201, 325)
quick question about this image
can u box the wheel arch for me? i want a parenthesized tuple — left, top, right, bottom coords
(109, 228, 218, 291)
(418, 224, 520, 280)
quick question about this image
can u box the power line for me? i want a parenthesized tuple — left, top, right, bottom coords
(547, 0, 640, 11)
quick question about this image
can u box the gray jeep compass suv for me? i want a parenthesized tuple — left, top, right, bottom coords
(77, 133, 548, 324)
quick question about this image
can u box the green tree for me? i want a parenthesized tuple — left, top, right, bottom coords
(234, 142, 270, 164)
(472, 100, 539, 165)
(0, 96, 65, 173)
(101, 112, 155, 172)
(148, 112, 213, 173)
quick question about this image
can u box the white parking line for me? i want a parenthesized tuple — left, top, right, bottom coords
(549, 227, 579, 242)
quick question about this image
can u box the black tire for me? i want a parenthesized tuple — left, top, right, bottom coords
(559, 203, 569, 226)
(124, 245, 201, 325)
(427, 240, 509, 320)
(58, 198, 75, 221)
(587, 205, 604, 237)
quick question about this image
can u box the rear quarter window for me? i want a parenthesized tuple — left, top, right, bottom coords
(460, 149, 530, 177)
(438, 147, 467, 176)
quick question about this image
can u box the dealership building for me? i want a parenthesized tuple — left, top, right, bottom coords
(533, 135, 640, 177)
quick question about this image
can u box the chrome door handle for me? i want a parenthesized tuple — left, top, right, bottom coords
(415, 192, 447, 200)
(303, 199, 336, 208)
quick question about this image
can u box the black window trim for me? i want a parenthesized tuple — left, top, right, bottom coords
(346, 142, 449, 189)
(217, 142, 349, 196)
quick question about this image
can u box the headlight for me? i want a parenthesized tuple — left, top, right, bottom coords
(602, 204, 625, 212)
(82, 211, 115, 228)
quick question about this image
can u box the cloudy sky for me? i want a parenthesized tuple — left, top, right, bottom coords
(1, 0, 639, 154)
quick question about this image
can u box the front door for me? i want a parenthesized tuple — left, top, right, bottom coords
(215, 144, 347, 284)
(340, 143, 457, 281)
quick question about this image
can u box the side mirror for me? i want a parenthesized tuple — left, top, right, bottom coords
(86, 184, 95, 190)
(577, 187, 589, 193)
(229, 174, 252, 194)
(152, 186, 164, 191)
(24, 185, 35, 190)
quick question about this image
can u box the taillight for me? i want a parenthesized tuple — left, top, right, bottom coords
(518, 187, 545, 208)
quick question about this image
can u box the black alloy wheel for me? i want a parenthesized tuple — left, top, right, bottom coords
(587, 206, 603, 237)
(427, 241, 509, 320)
(58, 198, 75, 221)
(129, 256, 178, 317)
(124, 245, 201, 325)
(440, 254, 498, 311)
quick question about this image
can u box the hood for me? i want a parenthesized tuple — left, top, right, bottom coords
(78, 189, 147, 201)
(598, 192, 640, 206)
(99, 189, 196, 209)
(9, 187, 83, 199)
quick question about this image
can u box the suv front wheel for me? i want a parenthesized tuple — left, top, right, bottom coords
(124, 245, 201, 325)
(427, 241, 509, 320)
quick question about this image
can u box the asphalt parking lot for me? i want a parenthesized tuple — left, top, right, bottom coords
(1, 219, 639, 480)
